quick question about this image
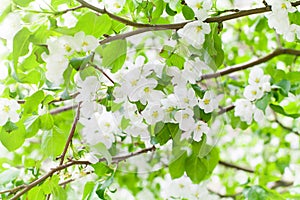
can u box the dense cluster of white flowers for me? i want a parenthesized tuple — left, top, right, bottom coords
(112, 56, 222, 142)
(177, 0, 212, 48)
(42, 31, 98, 85)
(234, 68, 271, 124)
(266, 0, 300, 41)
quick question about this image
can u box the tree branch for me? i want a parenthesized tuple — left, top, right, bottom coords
(10, 146, 156, 200)
(90, 63, 115, 84)
(274, 115, 300, 136)
(17, 92, 79, 104)
(57, 102, 82, 165)
(50, 104, 79, 115)
(219, 160, 254, 173)
(200, 48, 300, 80)
(77, 0, 300, 28)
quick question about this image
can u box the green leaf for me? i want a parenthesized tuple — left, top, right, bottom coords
(41, 129, 67, 158)
(24, 115, 40, 138)
(152, 0, 164, 21)
(13, 27, 31, 71)
(255, 93, 271, 111)
(243, 186, 268, 200)
(286, 71, 300, 83)
(166, 3, 177, 16)
(101, 40, 127, 73)
(205, 147, 219, 174)
(160, 45, 185, 69)
(185, 155, 207, 183)
(2, 121, 18, 133)
(17, 69, 41, 84)
(39, 113, 54, 130)
(270, 104, 300, 118)
(0, 123, 25, 151)
(275, 79, 291, 97)
(153, 122, 179, 145)
(69, 56, 91, 71)
(182, 5, 195, 20)
(13, 0, 34, 7)
(202, 23, 224, 70)
(28, 186, 45, 200)
(92, 162, 112, 177)
(82, 182, 96, 200)
(96, 174, 114, 199)
(23, 90, 45, 114)
(75, 13, 112, 37)
(169, 151, 187, 179)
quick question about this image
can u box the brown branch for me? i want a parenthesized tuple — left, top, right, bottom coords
(50, 104, 79, 115)
(219, 160, 255, 173)
(90, 63, 115, 84)
(0, 185, 26, 195)
(10, 146, 156, 200)
(58, 102, 82, 165)
(200, 48, 300, 80)
(17, 92, 79, 105)
(218, 105, 235, 115)
(274, 117, 300, 136)
(77, 0, 300, 36)
(99, 27, 170, 45)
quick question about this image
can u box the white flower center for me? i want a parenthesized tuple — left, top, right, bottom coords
(152, 111, 159, 118)
(3, 105, 10, 113)
(183, 113, 189, 119)
(204, 99, 210, 105)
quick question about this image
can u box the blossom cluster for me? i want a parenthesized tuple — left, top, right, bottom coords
(266, 0, 300, 42)
(234, 68, 271, 124)
(177, 0, 212, 48)
(42, 32, 98, 85)
(112, 56, 222, 143)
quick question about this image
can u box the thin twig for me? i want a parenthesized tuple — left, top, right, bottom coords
(50, 104, 79, 115)
(200, 48, 300, 80)
(17, 92, 79, 105)
(77, 0, 300, 30)
(58, 102, 82, 165)
(274, 117, 300, 136)
(90, 63, 115, 84)
(219, 160, 254, 173)
(10, 146, 156, 200)
(218, 105, 235, 115)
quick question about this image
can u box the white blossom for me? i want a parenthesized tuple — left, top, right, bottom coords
(178, 21, 211, 49)
(234, 99, 253, 124)
(185, 0, 212, 21)
(73, 31, 99, 52)
(42, 53, 69, 85)
(193, 120, 210, 142)
(0, 98, 20, 126)
(103, 0, 125, 13)
(199, 91, 222, 113)
(182, 58, 209, 84)
(174, 108, 195, 131)
(142, 104, 164, 125)
(0, 13, 22, 40)
(243, 85, 264, 101)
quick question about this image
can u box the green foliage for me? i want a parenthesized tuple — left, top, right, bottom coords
(202, 23, 224, 71)
(13, 0, 34, 7)
(100, 40, 127, 73)
(182, 5, 195, 20)
(13, 27, 31, 71)
(0, 122, 25, 151)
(75, 13, 112, 38)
